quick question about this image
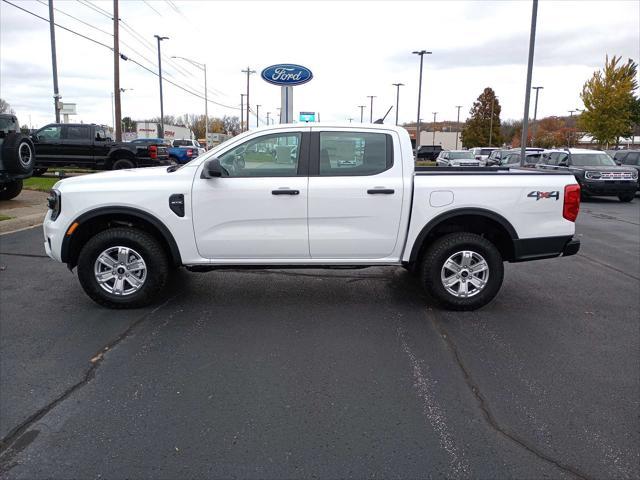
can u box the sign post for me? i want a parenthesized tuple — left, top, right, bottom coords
(261, 64, 313, 124)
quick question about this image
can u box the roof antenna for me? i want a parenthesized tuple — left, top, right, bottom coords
(374, 106, 394, 124)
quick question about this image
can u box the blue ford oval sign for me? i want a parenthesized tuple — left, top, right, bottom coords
(261, 64, 313, 86)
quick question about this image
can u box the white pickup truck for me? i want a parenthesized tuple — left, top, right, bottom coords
(43, 124, 581, 310)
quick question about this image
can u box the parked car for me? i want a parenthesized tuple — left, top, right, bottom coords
(435, 150, 482, 167)
(499, 149, 548, 168)
(612, 150, 640, 190)
(173, 139, 205, 156)
(537, 148, 637, 202)
(0, 113, 35, 200)
(130, 137, 194, 165)
(486, 148, 545, 167)
(44, 124, 581, 311)
(31, 124, 170, 172)
(470, 147, 499, 165)
(416, 145, 443, 161)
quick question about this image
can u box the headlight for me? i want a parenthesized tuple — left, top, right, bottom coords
(47, 189, 61, 221)
(585, 171, 601, 180)
(631, 170, 638, 180)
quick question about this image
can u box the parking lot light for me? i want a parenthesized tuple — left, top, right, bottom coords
(412, 50, 432, 150)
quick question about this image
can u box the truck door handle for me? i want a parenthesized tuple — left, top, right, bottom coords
(272, 189, 300, 195)
(367, 188, 395, 194)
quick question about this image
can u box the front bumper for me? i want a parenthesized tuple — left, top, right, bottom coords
(581, 180, 637, 196)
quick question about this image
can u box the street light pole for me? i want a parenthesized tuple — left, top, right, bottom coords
(392, 83, 404, 125)
(48, 0, 61, 122)
(531, 86, 543, 146)
(154, 34, 169, 138)
(266, 112, 271, 125)
(172, 56, 208, 146)
(432, 112, 437, 145)
(241, 67, 256, 131)
(113, 0, 122, 141)
(520, 0, 538, 165)
(455, 105, 463, 150)
(358, 105, 366, 123)
(367, 95, 376, 122)
(240, 94, 246, 131)
(412, 50, 432, 151)
(256, 104, 261, 127)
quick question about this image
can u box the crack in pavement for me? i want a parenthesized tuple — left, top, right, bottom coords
(576, 253, 640, 281)
(0, 296, 177, 473)
(0, 252, 49, 259)
(583, 210, 640, 226)
(430, 314, 595, 480)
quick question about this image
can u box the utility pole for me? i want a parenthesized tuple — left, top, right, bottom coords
(173, 57, 209, 145)
(413, 50, 432, 151)
(48, 0, 61, 122)
(358, 105, 366, 123)
(432, 112, 437, 145)
(240, 94, 246, 131)
(266, 111, 270, 125)
(520, 0, 538, 165)
(241, 67, 256, 131)
(348, 117, 354, 123)
(455, 105, 463, 150)
(489, 97, 497, 147)
(256, 104, 261, 127)
(113, 0, 122, 141)
(154, 35, 169, 137)
(367, 95, 376, 122)
(392, 83, 404, 125)
(531, 86, 543, 146)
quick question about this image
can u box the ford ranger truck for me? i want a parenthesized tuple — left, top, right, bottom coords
(42, 124, 581, 311)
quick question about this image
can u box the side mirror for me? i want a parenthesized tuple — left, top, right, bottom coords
(558, 160, 568, 167)
(201, 158, 226, 178)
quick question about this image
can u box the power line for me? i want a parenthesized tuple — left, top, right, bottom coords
(37, 0, 111, 37)
(4, 0, 240, 112)
(142, 0, 162, 17)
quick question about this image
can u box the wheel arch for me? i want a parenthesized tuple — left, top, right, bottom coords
(61, 206, 182, 269)
(408, 208, 518, 265)
(107, 149, 137, 168)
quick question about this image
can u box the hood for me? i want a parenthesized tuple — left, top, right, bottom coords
(54, 166, 171, 190)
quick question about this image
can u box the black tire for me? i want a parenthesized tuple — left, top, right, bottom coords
(420, 232, 504, 311)
(0, 179, 23, 201)
(112, 158, 136, 170)
(1, 133, 35, 174)
(618, 194, 635, 202)
(77, 227, 170, 309)
(33, 167, 48, 176)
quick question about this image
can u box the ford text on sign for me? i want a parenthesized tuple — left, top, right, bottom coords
(261, 64, 313, 86)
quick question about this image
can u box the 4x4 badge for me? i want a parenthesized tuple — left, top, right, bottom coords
(528, 190, 560, 201)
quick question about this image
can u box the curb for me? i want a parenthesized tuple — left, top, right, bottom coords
(0, 212, 46, 235)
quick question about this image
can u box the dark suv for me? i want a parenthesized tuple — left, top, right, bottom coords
(0, 113, 35, 200)
(612, 150, 640, 190)
(537, 149, 637, 202)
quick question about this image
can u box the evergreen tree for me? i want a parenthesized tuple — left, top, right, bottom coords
(461, 88, 503, 148)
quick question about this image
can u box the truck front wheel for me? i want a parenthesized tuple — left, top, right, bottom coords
(420, 232, 504, 311)
(112, 158, 135, 170)
(77, 227, 170, 309)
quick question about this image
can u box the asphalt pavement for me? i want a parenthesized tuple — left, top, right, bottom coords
(0, 197, 638, 479)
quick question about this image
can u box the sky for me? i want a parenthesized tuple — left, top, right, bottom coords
(1, 0, 638, 130)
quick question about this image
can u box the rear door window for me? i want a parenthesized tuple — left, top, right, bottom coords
(622, 152, 640, 165)
(318, 132, 392, 176)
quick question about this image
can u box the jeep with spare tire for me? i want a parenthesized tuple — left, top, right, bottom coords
(0, 113, 35, 200)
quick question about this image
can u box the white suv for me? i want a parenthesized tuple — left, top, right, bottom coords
(435, 150, 482, 167)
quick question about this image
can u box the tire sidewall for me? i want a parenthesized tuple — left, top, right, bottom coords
(77, 228, 168, 308)
(2, 134, 35, 174)
(422, 233, 504, 310)
(0, 179, 23, 200)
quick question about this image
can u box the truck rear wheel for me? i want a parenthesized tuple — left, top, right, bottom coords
(618, 193, 635, 202)
(77, 227, 170, 309)
(112, 158, 135, 170)
(420, 232, 504, 311)
(0, 179, 23, 200)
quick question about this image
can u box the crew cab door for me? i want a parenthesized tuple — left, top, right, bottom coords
(60, 124, 93, 165)
(32, 124, 63, 164)
(192, 129, 310, 260)
(307, 128, 404, 259)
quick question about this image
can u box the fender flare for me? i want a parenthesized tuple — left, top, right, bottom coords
(61, 206, 182, 267)
(408, 207, 519, 263)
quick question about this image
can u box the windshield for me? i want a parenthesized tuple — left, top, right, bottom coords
(480, 148, 496, 155)
(571, 153, 616, 166)
(449, 151, 475, 159)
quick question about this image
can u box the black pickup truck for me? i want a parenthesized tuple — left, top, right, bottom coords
(31, 123, 170, 174)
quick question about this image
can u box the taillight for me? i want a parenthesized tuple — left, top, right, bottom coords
(149, 145, 158, 159)
(563, 184, 580, 222)
(187, 149, 193, 157)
